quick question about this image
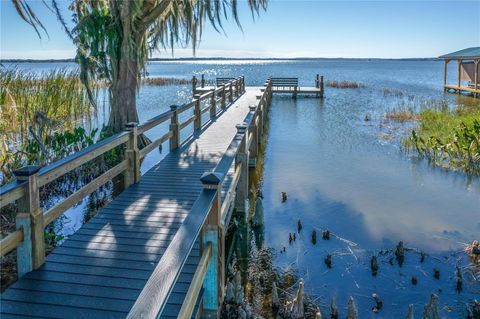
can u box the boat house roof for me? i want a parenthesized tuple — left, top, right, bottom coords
(439, 47, 480, 59)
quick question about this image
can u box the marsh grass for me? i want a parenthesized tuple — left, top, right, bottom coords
(403, 101, 480, 175)
(141, 77, 192, 86)
(0, 68, 99, 181)
(327, 80, 366, 89)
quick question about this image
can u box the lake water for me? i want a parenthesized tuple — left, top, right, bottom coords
(6, 60, 480, 317)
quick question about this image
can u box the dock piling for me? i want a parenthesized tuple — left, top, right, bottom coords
(194, 94, 202, 130)
(124, 122, 140, 187)
(169, 105, 180, 151)
(234, 124, 248, 213)
(13, 166, 44, 270)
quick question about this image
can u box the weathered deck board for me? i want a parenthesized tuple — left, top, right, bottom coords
(1, 88, 261, 318)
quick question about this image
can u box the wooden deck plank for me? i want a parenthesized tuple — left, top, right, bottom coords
(1, 87, 261, 318)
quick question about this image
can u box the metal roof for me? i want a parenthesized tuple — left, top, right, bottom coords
(439, 47, 480, 59)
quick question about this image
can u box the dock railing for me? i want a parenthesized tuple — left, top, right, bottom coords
(127, 79, 273, 319)
(0, 76, 246, 278)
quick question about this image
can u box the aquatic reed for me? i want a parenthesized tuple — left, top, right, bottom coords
(326, 80, 366, 89)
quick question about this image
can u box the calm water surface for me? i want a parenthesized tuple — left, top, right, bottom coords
(7, 60, 480, 317)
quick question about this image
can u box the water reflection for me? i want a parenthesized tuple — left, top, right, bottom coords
(259, 96, 479, 317)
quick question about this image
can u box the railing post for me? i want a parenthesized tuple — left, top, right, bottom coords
(124, 122, 140, 188)
(320, 75, 324, 98)
(193, 94, 202, 130)
(241, 76, 245, 92)
(201, 74, 205, 88)
(229, 81, 233, 103)
(234, 124, 248, 213)
(13, 165, 44, 270)
(200, 172, 225, 318)
(192, 75, 197, 95)
(169, 105, 180, 151)
(316, 74, 319, 88)
(209, 89, 216, 119)
(221, 85, 226, 109)
(248, 105, 259, 167)
(258, 100, 264, 137)
(15, 213, 32, 277)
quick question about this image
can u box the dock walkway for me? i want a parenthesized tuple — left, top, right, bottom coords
(1, 78, 270, 318)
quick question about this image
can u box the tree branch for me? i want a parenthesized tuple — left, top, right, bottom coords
(139, 0, 172, 31)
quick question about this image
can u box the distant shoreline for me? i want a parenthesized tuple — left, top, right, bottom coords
(1, 57, 440, 63)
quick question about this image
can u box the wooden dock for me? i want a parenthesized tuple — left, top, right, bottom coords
(0, 75, 284, 318)
(195, 75, 324, 98)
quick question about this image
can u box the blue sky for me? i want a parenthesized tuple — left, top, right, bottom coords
(1, 0, 479, 59)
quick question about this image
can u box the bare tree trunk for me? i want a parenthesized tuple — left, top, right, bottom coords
(109, 58, 139, 133)
(107, 3, 150, 147)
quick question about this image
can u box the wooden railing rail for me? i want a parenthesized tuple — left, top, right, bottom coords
(0, 75, 245, 278)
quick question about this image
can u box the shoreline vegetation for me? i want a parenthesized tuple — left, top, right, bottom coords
(385, 99, 480, 175)
(0, 68, 193, 183)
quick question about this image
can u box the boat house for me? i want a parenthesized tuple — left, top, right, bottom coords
(440, 47, 479, 98)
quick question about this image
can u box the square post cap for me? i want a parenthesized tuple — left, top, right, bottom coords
(200, 172, 225, 185)
(125, 122, 138, 129)
(14, 165, 42, 177)
(170, 105, 179, 111)
(236, 124, 247, 133)
(249, 105, 257, 111)
(193, 94, 201, 99)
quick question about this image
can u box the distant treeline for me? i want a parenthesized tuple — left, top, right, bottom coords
(1, 57, 441, 64)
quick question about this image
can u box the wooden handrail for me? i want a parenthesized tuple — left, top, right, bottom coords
(37, 131, 130, 188)
(0, 180, 27, 209)
(0, 229, 24, 256)
(43, 160, 128, 225)
(177, 242, 212, 319)
(137, 110, 173, 134)
(126, 188, 217, 319)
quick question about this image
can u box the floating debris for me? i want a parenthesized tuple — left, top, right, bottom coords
(372, 293, 383, 313)
(395, 241, 405, 267)
(311, 230, 317, 245)
(364, 113, 371, 121)
(411, 276, 418, 285)
(283, 246, 286, 253)
(405, 304, 414, 319)
(330, 297, 338, 319)
(281, 192, 287, 202)
(371, 256, 379, 276)
(322, 229, 330, 240)
(433, 269, 440, 280)
(324, 254, 332, 268)
(347, 296, 358, 319)
(456, 266, 462, 292)
(289, 233, 293, 244)
(293, 233, 296, 241)
(422, 294, 440, 319)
